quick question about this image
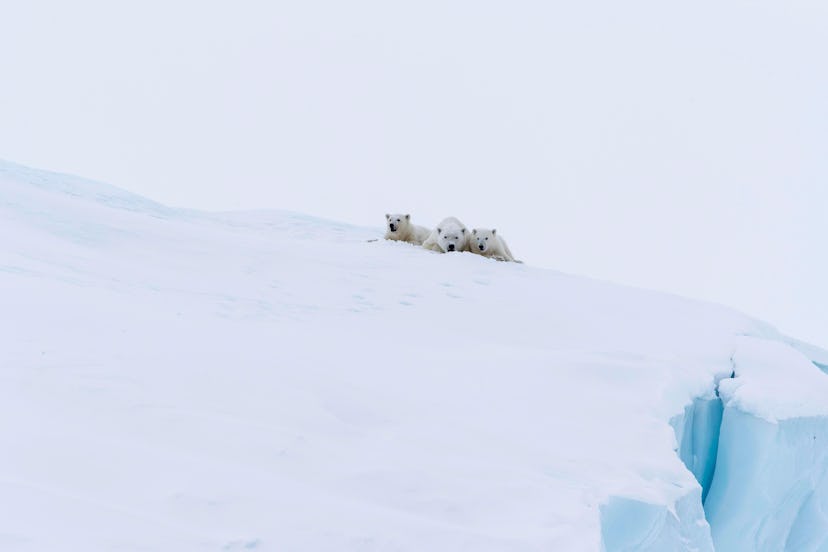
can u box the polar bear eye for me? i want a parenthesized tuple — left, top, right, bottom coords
(485, 237, 488, 240)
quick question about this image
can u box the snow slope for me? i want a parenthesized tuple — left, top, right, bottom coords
(2, 159, 827, 551)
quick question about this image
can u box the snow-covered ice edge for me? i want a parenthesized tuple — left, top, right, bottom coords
(2, 158, 827, 551)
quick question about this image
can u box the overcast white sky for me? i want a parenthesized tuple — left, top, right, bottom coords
(2, 0, 826, 348)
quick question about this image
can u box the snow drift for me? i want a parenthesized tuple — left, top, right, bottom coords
(1, 159, 827, 551)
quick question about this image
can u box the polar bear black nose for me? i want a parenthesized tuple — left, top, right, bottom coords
(478, 244, 485, 251)
(389, 224, 396, 231)
(447, 244, 456, 252)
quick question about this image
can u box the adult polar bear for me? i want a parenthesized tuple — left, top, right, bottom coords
(468, 228, 520, 262)
(384, 214, 431, 245)
(421, 217, 470, 253)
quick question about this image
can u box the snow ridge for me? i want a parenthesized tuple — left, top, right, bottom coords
(0, 159, 176, 217)
(2, 159, 828, 551)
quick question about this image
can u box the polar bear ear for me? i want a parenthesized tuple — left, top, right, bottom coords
(405, 214, 410, 220)
(461, 228, 466, 233)
(437, 228, 442, 235)
(472, 229, 477, 235)
(491, 228, 497, 235)
(385, 213, 390, 219)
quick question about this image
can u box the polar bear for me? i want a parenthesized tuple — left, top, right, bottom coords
(421, 217, 470, 253)
(384, 213, 431, 245)
(468, 228, 520, 262)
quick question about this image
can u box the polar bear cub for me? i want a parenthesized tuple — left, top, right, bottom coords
(384, 213, 431, 245)
(422, 217, 470, 253)
(469, 228, 518, 262)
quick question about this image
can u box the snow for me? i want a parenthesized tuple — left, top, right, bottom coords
(600, 492, 712, 552)
(722, 337, 828, 422)
(2, 159, 828, 551)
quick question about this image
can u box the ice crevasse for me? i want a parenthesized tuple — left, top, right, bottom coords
(658, 337, 828, 552)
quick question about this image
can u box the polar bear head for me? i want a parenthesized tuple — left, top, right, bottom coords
(385, 213, 411, 234)
(437, 223, 467, 252)
(471, 228, 496, 253)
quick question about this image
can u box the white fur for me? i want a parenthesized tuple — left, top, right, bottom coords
(468, 228, 519, 262)
(421, 217, 470, 253)
(384, 213, 431, 245)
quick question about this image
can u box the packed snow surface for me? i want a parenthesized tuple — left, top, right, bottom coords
(2, 159, 827, 551)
